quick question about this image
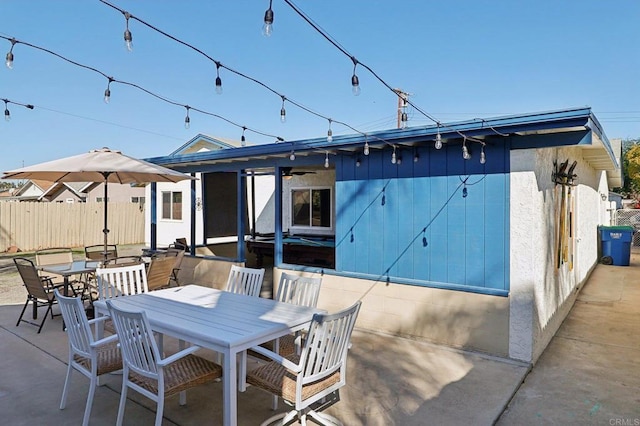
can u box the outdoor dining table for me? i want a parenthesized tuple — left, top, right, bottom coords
(93, 284, 323, 426)
(37, 260, 100, 296)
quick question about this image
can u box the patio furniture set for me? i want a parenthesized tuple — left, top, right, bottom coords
(13, 252, 361, 426)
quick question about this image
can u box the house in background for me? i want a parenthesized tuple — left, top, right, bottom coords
(145, 107, 621, 364)
(1, 179, 145, 204)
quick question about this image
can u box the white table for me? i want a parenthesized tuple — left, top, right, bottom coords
(93, 285, 322, 426)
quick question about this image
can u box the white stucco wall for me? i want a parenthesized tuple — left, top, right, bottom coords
(509, 146, 608, 362)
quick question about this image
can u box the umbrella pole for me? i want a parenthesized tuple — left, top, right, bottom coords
(102, 174, 110, 263)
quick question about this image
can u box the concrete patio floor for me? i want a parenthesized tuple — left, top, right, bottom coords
(0, 247, 638, 425)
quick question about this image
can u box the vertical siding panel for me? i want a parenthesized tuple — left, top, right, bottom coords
(382, 151, 399, 278)
(336, 156, 356, 272)
(396, 152, 414, 278)
(429, 147, 449, 282)
(412, 175, 430, 281)
(353, 156, 370, 274)
(368, 151, 384, 276)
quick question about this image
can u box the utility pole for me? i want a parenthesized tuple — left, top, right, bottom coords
(393, 88, 410, 129)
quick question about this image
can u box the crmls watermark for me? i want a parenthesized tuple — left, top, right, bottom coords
(610, 419, 640, 426)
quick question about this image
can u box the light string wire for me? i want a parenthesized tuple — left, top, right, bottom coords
(1, 97, 34, 110)
(97, 0, 398, 150)
(282, 0, 504, 144)
(0, 34, 283, 142)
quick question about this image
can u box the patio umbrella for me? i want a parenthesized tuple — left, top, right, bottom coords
(2, 147, 194, 260)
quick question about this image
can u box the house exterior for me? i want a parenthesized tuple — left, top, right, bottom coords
(145, 107, 621, 364)
(2, 179, 145, 204)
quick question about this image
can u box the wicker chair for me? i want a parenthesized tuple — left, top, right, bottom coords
(146, 255, 176, 291)
(14, 257, 65, 333)
(247, 301, 361, 426)
(106, 300, 222, 426)
(54, 289, 122, 426)
(255, 273, 323, 358)
(225, 265, 265, 297)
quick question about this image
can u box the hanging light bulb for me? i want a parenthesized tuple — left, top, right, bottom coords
(401, 112, 408, 129)
(103, 78, 114, 104)
(391, 146, 397, 164)
(414, 151, 419, 163)
(184, 106, 191, 129)
(435, 125, 443, 149)
(324, 151, 330, 168)
(356, 157, 361, 167)
(123, 12, 133, 52)
(5, 38, 16, 69)
(290, 149, 296, 161)
(215, 62, 223, 95)
(280, 96, 286, 123)
(241, 127, 247, 146)
(262, 1, 274, 37)
(4, 102, 10, 122)
(462, 137, 471, 160)
(480, 143, 486, 164)
(351, 57, 361, 96)
(327, 119, 333, 143)
(364, 138, 370, 156)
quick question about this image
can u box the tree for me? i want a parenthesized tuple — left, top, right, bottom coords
(615, 138, 640, 202)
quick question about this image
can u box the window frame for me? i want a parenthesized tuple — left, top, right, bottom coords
(161, 191, 183, 221)
(289, 186, 333, 233)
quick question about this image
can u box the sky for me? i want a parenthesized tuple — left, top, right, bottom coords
(0, 0, 638, 175)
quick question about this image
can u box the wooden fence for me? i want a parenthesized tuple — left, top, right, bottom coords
(0, 202, 145, 252)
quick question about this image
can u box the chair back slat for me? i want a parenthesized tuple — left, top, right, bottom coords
(300, 301, 361, 383)
(276, 273, 322, 308)
(106, 301, 160, 378)
(54, 289, 94, 357)
(14, 257, 51, 300)
(96, 263, 148, 300)
(225, 265, 264, 297)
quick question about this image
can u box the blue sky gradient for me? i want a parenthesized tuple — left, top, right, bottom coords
(1, 0, 638, 173)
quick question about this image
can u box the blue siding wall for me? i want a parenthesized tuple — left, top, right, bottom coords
(335, 141, 510, 295)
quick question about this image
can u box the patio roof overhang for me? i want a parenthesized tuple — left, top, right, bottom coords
(145, 106, 621, 187)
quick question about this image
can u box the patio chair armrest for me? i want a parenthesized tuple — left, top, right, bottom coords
(157, 345, 202, 366)
(91, 333, 119, 347)
(249, 345, 301, 372)
(87, 315, 110, 326)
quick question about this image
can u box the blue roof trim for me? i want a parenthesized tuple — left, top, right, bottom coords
(145, 107, 610, 169)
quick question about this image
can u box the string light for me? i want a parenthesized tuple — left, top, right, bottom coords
(263, 0, 274, 37)
(435, 125, 443, 149)
(364, 138, 370, 156)
(215, 62, 223, 95)
(356, 157, 361, 167)
(289, 148, 296, 161)
(324, 151, 330, 168)
(1, 98, 34, 122)
(5, 38, 16, 69)
(351, 57, 360, 96)
(280, 96, 287, 123)
(391, 146, 397, 164)
(401, 111, 408, 129)
(414, 151, 419, 163)
(480, 142, 486, 164)
(123, 11, 133, 52)
(184, 106, 191, 129)
(241, 127, 247, 146)
(104, 77, 114, 104)
(462, 137, 471, 160)
(327, 119, 333, 142)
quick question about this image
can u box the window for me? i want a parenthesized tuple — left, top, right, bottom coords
(162, 191, 182, 220)
(96, 197, 109, 203)
(131, 196, 146, 206)
(291, 187, 331, 229)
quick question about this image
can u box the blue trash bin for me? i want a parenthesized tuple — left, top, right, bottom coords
(599, 226, 634, 266)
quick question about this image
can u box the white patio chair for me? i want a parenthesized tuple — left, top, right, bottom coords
(246, 301, 361, 426)
(224, 265, 265, 297)
(106, 300, 222, 426)
(95, 263, 149, 300)
(54, 289, 122, 426)
(257, 273, 323, 358)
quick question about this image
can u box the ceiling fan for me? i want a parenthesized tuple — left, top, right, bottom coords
(281, 167, 316, 179)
